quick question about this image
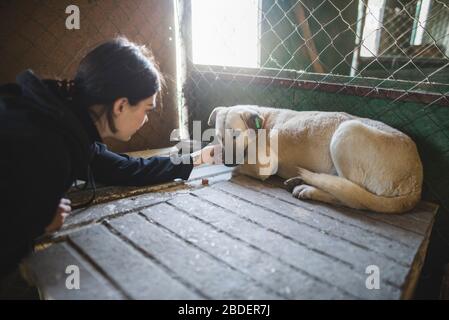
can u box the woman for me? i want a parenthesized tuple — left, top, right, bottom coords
(0, 37, 219, 277)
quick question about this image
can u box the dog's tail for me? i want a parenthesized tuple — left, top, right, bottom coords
(299, 168, 421, 214)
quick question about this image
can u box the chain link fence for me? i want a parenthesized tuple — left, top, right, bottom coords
(183, 0, 449, 103)
(179, 0, 449, 250)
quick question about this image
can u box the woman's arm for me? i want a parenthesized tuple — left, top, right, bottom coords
(88, 142, 195, 186)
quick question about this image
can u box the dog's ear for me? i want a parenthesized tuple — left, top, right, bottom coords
(242, 111, 265, 130)
(208, 106, 225, 126)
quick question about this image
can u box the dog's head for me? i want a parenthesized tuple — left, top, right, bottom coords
(208, 105, 265, 167)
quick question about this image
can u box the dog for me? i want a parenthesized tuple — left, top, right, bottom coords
(208, 105, 423, 214)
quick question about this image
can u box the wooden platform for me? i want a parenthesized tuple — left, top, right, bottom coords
(24, 162, 438, 300)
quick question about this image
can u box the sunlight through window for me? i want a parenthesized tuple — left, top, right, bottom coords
(191, 0, 260, 68)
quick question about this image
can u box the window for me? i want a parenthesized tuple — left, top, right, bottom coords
(191, 0, 261, 68)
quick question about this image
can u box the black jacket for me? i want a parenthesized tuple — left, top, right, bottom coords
(0, 70, 193, 276)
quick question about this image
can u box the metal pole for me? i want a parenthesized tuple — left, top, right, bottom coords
(350, 0, 368, 77)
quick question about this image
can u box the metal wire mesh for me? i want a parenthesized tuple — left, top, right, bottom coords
(180, 0, 449, 220)
(184, 0, 449, 95)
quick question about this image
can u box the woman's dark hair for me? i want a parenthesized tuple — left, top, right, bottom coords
(72, 36, 164, 133)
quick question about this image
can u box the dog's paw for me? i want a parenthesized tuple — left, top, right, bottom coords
(284, 176, 303, 192)
(292, 184, 314, 200)
(296, 166, 313, 180)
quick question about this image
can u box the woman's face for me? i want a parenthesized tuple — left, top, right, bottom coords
(112, 94, 156, 141)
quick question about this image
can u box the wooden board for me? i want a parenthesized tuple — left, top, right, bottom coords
(23, 242, 124, 300)
(24, 165, 438, 299)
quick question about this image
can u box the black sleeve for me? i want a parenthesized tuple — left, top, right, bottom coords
(88, 142, 194, 187)
(0, 131, 71, 276)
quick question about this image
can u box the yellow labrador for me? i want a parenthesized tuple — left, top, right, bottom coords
(208, 105, 423, 214)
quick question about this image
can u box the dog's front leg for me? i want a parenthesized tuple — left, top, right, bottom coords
(286, 168, 342, 206)
(284, 176, 303, 192)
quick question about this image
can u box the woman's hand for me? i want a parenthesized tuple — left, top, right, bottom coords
(192, 144, 223, 167)
(45, 198, 71, 233)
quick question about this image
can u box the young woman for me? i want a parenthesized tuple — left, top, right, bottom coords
(0, 37, 219, 277)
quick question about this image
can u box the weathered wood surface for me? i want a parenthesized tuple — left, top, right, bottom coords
(24, 165, 438, 300)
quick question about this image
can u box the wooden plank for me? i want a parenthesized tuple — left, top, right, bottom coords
(217, 179, 437, 299)
(166, 195, 400, 299)
(68, 224, 200, 300)
(27, 166, 435, 300)
(66, 162, 229, 209)
(108, 213, 280, 299)
(401, 222, 434, 299)
(67, 181, 185, 207)
(140, 201, 350, 299)
(63, 166, 232, 231)
(232, 175, 428, 248)
(143, 201, 348, 299)
(417, 202, 440, 222)
(43, 167, 233, 243)
(62, 191, 177, 231)
(362, 208, 433, 235)
(188, 164, 235, 180)
(192, 187, 409, 290)
(187, 172, 234, 188)
(213, 180, 417, 266)
(23, 242, 124, 300)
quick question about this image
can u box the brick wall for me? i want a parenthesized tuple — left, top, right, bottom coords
(0, 0, 179, 152)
